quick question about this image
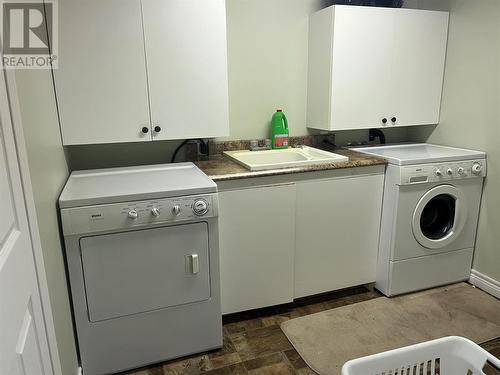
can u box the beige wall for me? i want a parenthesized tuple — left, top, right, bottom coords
(66, 139, 187, 170)
(225, 0, 411, 144)
(225, 0, 326, 140)
(15, 70, 78, 375)
(409, 0, 500, 281)
(225, 0, 412, 144)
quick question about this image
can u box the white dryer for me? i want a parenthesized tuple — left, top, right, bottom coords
(353, 144, 486, 296)
(59, 163, 222, 375)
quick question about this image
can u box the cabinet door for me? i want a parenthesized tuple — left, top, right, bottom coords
(218, 185, 295, 314)
(142, 0, 229, 140)
(55, 0, 151, 145)
(294, 173, 384, 298)
(330, 6, 395, 130)
(390, 9, 449, 126)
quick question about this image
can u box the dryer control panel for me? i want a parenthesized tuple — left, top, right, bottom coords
(61, 193, 218, 235)
(399, 159, 487, 186)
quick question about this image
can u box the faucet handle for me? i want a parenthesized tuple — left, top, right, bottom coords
(250, 140, 258, 150)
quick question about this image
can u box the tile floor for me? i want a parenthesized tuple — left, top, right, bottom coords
(125, 285, 500, 375)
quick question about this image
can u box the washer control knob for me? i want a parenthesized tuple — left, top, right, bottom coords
(151, 207, 161, 217)
(457, 167, 465, 175)
(193, 199, 208, 216)
(172, 205, 182, 216)
(435, 169, 443, 177)
(472, 163, 482, 175)
(127, 210, 138, 219)
(446, 168, 453, 176)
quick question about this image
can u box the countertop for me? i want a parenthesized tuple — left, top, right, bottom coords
(195, 147, 387, 182)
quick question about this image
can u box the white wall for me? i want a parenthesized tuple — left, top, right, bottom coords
(409, 0, 500, 282)
(15, 70, 78, 375)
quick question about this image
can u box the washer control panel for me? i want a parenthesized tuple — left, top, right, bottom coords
(61, 193, 218, 235)
(399, 159, 486, 185)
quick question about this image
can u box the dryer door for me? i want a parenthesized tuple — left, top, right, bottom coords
(412, 185, 467, 249)
(80, 222, 210, 322)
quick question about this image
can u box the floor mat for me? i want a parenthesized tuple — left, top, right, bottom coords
(280, 283, 500, 375)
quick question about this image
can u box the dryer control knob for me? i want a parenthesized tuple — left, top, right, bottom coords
(193, 200, 208, 216)
(127, 210, 138, 219)
(472, 163, 482, 175)
(435, 169, 443, 176)
(457, 167, 465, 175)
(151, 207, 161, 217)
(446, 168, 453, 175)
(172, 205, 182, 216)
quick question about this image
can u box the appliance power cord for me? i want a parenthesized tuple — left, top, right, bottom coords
(171, 139, 209, 163)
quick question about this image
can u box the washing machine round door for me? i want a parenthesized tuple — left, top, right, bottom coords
(412, 185, 467, 249)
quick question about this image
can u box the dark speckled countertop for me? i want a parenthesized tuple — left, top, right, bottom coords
(195, 147, 386, 182)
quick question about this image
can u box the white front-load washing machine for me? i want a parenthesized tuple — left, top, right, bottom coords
(353, 144, 486, 296)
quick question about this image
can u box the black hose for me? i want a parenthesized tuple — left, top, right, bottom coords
(171, 139, 209, 163)
(369, 129, 386, 144)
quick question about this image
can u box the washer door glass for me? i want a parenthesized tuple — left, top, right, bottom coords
(420, 194, 456, 240)
(412, 185, 467, 249)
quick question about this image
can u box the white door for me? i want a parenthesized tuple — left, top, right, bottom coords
(80, 223, 210, 322)
(55, 0, 151, 145)
(330, 6, 395, 130)
(0, 71, 54, 372)
(391, 9, 448, 126)
(142, 0, 229, 140)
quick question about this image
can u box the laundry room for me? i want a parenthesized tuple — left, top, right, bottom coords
(0, 0, 499, 375)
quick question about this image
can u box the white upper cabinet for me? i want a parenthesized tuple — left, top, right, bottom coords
(55, 0, 151, 145)
(55, 0, 229, 145)
(142, 0, 230, 141)
(306, 5, 449, 131)
(391, 9, 449, 126)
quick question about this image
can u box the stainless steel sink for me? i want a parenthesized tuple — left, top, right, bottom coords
(223, 146, 348, 171)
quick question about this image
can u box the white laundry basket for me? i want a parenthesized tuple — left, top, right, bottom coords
(341, 336, 500, 375)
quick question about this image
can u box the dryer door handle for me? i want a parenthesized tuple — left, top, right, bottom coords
(187, 254, 200, 275)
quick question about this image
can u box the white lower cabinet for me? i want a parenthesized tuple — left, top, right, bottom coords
(218, 168, 385, 314)
(218, 184, 296, 315)
(294, 174, 384, 298)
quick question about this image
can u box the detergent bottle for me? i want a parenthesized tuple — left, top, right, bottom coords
(271, 109, 289, 149)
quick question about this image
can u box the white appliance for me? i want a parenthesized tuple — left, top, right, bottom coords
(353, 144, 486, 296)
(59, 163, 222, 375)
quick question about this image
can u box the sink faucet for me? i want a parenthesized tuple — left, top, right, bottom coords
(250, 139, 272, 151)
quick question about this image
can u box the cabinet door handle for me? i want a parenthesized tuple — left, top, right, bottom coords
(141, 126, 149, 134)
(154, 125, 161, 133)
(381, 118, 387, 124)
(187, 254, 199, 275)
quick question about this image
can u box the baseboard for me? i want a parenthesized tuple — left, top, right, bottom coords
(469, 269, 500, 299)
